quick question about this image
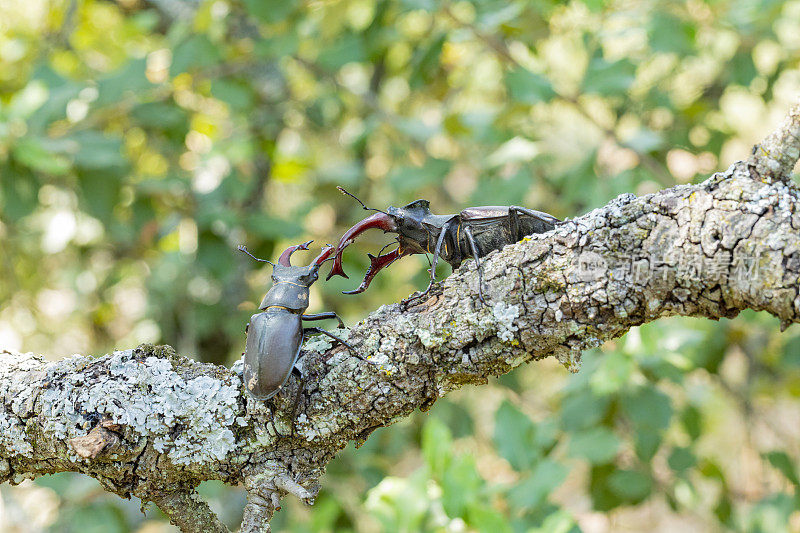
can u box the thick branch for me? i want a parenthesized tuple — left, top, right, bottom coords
(1, 101, 800, 532)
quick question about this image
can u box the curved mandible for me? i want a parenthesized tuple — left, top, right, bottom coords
(278, 240, 313, 266)
(311, 244, 335, 266)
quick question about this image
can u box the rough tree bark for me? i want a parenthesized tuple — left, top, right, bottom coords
(1, 100, 799, 532)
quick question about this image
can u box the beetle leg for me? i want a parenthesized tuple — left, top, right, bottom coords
(406, 222, 452, 303)
(302, 312, 345, 329)
(428, 223, 451, 288)
(463, 225, 486, 305)
(303, 327, 354, 353)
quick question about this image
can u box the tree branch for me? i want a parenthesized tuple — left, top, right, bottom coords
(1, 99, 799, 532)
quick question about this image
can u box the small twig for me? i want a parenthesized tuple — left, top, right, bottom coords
(151, 490, 230, 533)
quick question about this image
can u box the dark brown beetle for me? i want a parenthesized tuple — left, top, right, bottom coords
(327, 187, 560, 303)
(240, 241, 351, 399)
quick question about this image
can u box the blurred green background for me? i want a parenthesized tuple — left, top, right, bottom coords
(1, 0, 800, 531)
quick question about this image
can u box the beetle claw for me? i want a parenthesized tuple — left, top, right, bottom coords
(343, 248, 408, 295)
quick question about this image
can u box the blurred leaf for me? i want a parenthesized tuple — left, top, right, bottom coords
(0, 166, 39, 220)
(715, 493, 733, 525)
(170, 35, 221, 76)
(560, 390, 609, 432)
(7, 80, 48, 118)
(681, 404, 703, 441)
(728, 51, 758, 86)
(608, 469, 653, 503)
(582, 55, 636, 96)
(388, 159, 450, 194)
(318, 33, 366, 71)
(668, 447, 697, 473)
(648, 12, 695, 55)
(422, 417, 453, 477)
(244, 0, 297, 24)
(623, 129, 664, 153)
(132, 102, 189, 130)
(78, 169, 123, 224)
(409, 34, 445, 88)
(307, 497, 342, 530)
(621, 385, 673, 431)
(53, 502, 128, 533)
(12, 137, 71, 174)
(255, 33, 300, 57)
(244, 213, 304, 240)
(567, 426, 620, 464)
(508, 459, 568, 510)
(365, 471, 431, 532)
(473, 1, 524, 29)
(467, 505, 512, 533)
(689, 322, 729, 373)
(430, 399, 474, 438)
(71, 132, 128, 170)
(493, 401, 539, 471)
(782, 334, 800, 366)
(394, 118, 440, 142)
(532, 510, 580, 533)
(441, 454, 483, 517)
(400, 0, 435, 10)
(743, 493, 797, 532)
(505, 68, 556, 104)
(589, 350, 633, 394)
(211, 79, 255, 112)
(763, 451, 800, 486)
(634, 429, 662, 462)
(96, 59, 153, 106)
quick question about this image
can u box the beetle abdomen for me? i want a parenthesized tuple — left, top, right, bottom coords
(243, 311, 303, 399)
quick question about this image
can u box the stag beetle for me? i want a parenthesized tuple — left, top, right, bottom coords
(239, 241, 351, 400)
(327, 187, 561, 303)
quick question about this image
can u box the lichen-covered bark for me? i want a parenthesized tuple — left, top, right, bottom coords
(1, 101, 799, 532)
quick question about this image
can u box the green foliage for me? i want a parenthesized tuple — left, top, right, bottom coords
(2, 0, 800, 531)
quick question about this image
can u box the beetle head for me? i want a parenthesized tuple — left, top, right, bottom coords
(256, 242, 334, 311)
(384, 200, 431, 250)
(326, 191, 435, 292)
(271, 241, 334, 285)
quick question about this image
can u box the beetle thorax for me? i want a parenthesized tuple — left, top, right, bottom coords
(258, 264, 318, 311)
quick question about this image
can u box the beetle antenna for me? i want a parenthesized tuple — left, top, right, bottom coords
(337, 186, 389, 215)
(238, 245, 276, 267)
